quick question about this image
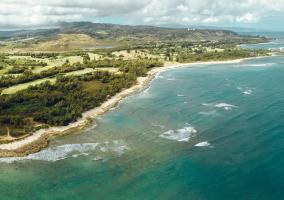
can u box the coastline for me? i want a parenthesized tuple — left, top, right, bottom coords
(0, 56, 268, 157)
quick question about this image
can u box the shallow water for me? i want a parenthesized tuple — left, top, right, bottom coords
(0, 34, 284, 200)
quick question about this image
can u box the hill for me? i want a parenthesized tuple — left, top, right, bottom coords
(0, 22, 269, 52)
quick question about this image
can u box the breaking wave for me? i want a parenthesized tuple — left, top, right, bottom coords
(195, 141, 211, 147)
(243, 90, 253, 95)
(240, 63, 275, 67)
(160, 126, 197, 142)
(237, 86, 254, 95)
(215, 103, 238, 111)
(0, 140, 129, 163)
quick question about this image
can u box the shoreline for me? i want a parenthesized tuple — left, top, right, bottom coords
(0, 56, 269, 157)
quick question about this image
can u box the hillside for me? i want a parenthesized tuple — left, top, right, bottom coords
(0, 22, 269, 52)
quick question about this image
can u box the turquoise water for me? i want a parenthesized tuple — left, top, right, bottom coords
(1, 34, 284, 200)
(241, 32, 284, 51)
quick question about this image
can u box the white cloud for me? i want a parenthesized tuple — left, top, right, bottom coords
(0, 0, 282, 28)
(236, 13, 260, 23)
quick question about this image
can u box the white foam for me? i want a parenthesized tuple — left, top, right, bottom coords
(0, 143, 99, 163)
(138, 88, 153, 99)
(100, 140, 129, 156)
(160, 126, 197, 142)
(177, 94, 185, 97)
(237, 86, 253, 95)
(156, 75, 164, 79)
(243, 90, 253, 95)
(241, 63, 275, 67)
(215, 103, 237, 111)
(93, 156, 103, 161)
(0, 140, 130, 163)
(195, 141, 211, 147)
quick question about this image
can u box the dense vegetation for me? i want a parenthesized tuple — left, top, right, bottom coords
(176, 49, 268, 63)
(0, 59, 162, 137)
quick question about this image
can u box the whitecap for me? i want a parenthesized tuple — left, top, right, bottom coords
(195, 141, 211, 147)
(177, 94, 185, 97)
(160, 126, 197, 142)
(237, 87, 253, 95)
(243, 90, 253, 95)
(215, 103, 237, 110)
(93, 156, 103, 161)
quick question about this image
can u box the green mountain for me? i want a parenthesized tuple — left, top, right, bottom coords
(0, 22, 269, 52)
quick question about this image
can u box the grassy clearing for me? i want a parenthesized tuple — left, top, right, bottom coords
(82, 80, 104, 93)
(88, 53, 103, 60)
(7, 55, 84, 75)
(65, 68, 94, 76)
(0, 65, 13, 75)
(32, 65, 56, 73)
(9, 55, 83, 66)
(94, 67, 119, 73)
(57, 56, 84, 65)
(1, 78, 56, 95)
(34, 34, 103, 51)
(112, 50, 159, 60)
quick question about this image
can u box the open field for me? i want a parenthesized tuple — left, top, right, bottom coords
(1, 78, 56, 94)
(0, 65, 12, 75)
(0, 33, 119, 53)
(111, 50, 160, 60)
(9, 55, 84, 66)
(65, 68, 94, 76)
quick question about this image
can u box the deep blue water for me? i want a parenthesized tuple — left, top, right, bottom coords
(0, 33, 284, 200)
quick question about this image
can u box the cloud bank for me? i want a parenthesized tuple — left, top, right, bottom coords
(0, 0, 283, 28)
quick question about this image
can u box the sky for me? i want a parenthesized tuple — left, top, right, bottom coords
(0, 0, 283, 31)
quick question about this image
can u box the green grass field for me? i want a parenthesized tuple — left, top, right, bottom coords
(1, 78, 56, 94)
(1, 67, 117, 95)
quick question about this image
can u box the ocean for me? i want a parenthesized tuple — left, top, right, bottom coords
(0, 33, 284, 200)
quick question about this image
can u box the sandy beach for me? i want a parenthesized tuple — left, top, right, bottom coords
(0, 57, 264, 154)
